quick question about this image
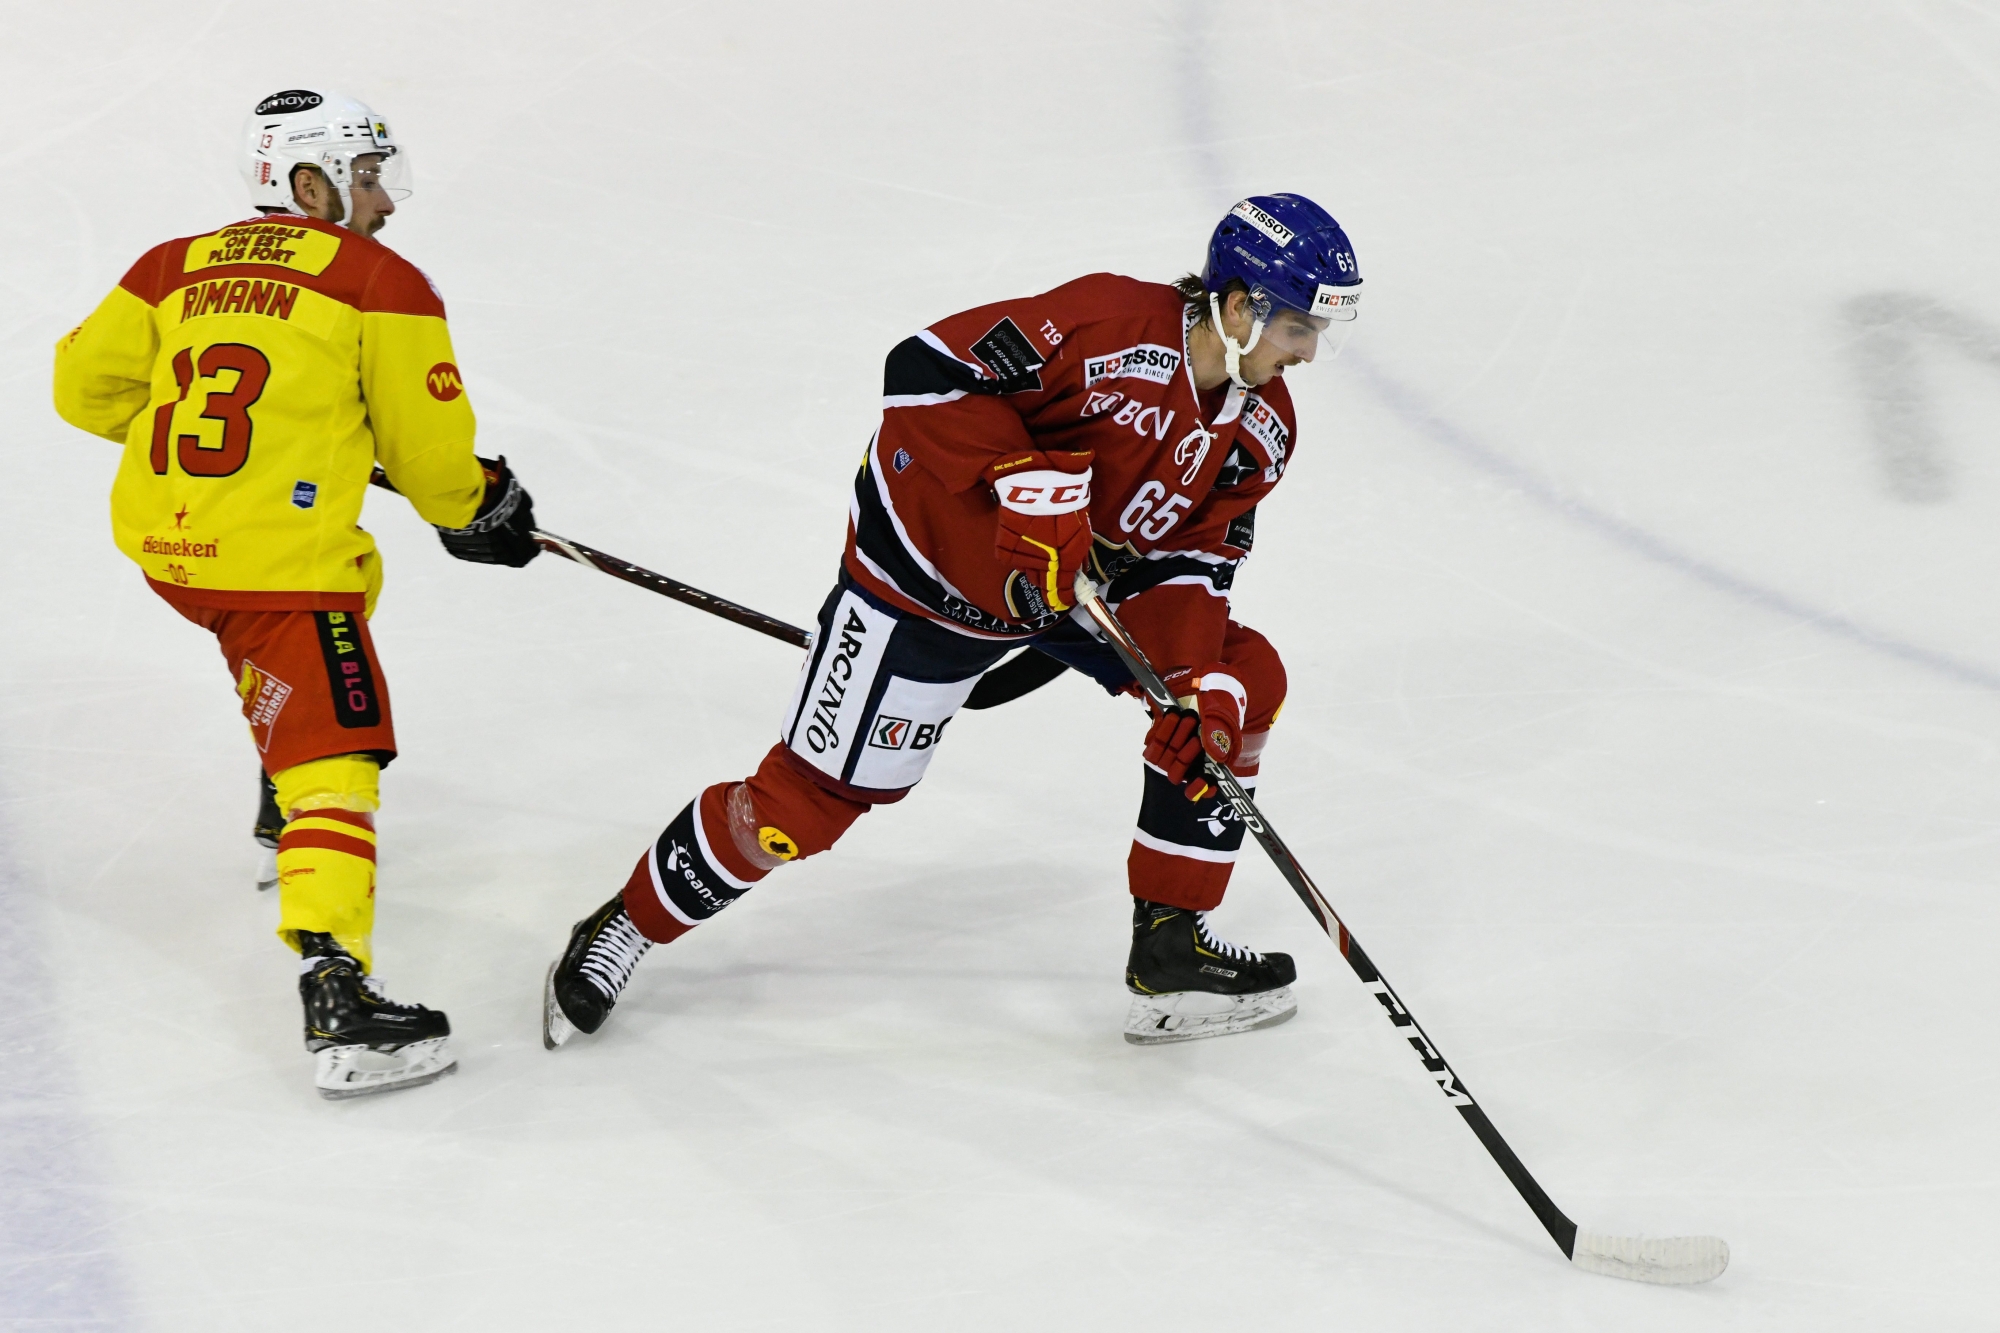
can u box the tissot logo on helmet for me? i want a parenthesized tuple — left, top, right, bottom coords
(255, 89, 323, 117)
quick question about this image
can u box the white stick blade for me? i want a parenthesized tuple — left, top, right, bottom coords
(1571, 1229, 1729, 1285)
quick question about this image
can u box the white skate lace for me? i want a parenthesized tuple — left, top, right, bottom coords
(580, 910, 651, 1002)
(1194, 912, 1264, 963)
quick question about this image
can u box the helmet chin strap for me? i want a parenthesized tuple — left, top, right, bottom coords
(1209, 293, 1265, 389)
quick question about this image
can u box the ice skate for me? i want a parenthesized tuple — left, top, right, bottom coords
(544, 893, 651, 1049)
(253, 770, 282, 893)
(298, 932, 456, 1099)
(1124, 899, 1297, 1045)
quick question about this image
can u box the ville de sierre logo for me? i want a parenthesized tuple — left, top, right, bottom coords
(426, 362, 464, 401)
(183, 222, 341, 277)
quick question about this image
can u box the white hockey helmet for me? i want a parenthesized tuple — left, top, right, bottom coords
(241, 88, 410, 222)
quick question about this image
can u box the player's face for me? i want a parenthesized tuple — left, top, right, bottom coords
(344, 154, 397, 237)
(1233, 307, 1328, 386)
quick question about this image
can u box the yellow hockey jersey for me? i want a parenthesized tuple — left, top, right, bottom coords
(52, 214, 487, 613)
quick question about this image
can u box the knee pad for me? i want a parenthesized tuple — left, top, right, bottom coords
(1221, 623, 1287, 735)
(740, 744, 870, 862)
(272, 753, 381, 817)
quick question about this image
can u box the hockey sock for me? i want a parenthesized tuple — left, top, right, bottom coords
(272, 754, 381, 970)
(621, 784, 761, 943)
(1128, 763, 1260, 913)
(620, 750, 871, 944)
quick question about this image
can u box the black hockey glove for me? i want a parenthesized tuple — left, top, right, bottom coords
(435, 456, 540, 567)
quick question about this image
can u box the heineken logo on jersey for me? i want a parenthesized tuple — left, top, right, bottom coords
(1230, 199, 1295, 247)
(255, 89, 324, 117)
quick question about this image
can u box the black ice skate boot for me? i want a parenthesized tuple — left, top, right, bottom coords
(297, 932, 456, 1099)
(543, 893, 652, 1050)
(1124, 899, 1298, 1045)
(253, 769, 282, 893)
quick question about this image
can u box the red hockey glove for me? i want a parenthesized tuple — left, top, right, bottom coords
(1141, 662, 1248, 801)
(985, 449, 1094, 613)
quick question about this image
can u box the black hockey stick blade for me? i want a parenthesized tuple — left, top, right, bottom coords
(963, 649, 1069, 710)
(1068, 571, 1728, 1285)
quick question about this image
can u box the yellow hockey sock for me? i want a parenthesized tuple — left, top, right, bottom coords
(272, 755, 381, 971)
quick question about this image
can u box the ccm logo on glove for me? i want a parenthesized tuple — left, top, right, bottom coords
(997, 472, 1091, 515)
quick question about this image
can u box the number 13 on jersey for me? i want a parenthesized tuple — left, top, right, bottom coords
(150, 342, 271, 478)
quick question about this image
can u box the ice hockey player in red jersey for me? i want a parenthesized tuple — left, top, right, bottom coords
(542, 194, 1361, 1048)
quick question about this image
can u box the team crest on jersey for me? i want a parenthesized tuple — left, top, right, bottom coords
(292, 480, 318, 509)
(236, 659, 294, 754)
(1083, 343, 1181, 388)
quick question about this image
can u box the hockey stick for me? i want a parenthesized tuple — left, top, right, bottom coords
(365, 466, 1060, 705)
(1071, 571, 1729, 1286)
(530, 529, 813, 648)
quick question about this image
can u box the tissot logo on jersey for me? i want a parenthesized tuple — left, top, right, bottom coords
(1240, 394, 1290, 478)
(1083, 343, 1181, 388)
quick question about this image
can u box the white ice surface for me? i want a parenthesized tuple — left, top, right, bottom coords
(3, 2, 1998, 1328)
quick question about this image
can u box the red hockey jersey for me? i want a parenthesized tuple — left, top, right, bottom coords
(845, 273, 1297, 671)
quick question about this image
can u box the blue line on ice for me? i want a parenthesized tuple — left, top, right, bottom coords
(1346, 352, 2000, 693)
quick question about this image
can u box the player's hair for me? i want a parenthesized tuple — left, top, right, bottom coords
(1174, 273, 1250, 325)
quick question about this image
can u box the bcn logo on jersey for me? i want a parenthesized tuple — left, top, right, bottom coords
(1083, 343, 1181, 389)
(1083, 390, 1177, 442)
(1231, 199, 1295, 247)
(868, 715, 949, 751)
(426, 362, 464, 401)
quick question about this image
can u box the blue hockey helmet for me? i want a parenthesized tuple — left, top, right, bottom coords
(1203, 193, 1361, 323)
(1201, 194, 1360, 386)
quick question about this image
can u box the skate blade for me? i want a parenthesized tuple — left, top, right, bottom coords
(315, 1036, 457, 1100)
(542, 961, 577, 1051)
(254, 847, 278, 893)
(1124, 985, 1298, 1045)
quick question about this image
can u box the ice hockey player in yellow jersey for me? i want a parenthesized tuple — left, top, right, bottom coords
(52, 88, 542, 1099)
